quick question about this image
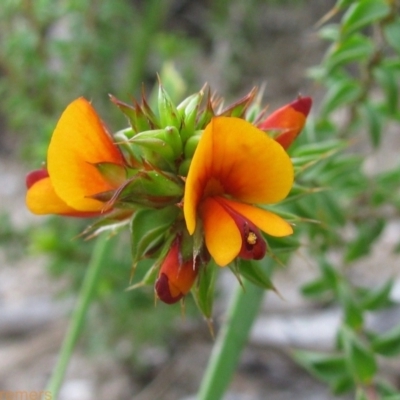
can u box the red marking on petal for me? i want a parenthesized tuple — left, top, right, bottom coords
(155, 273, 184, 304)
(26, 169, 49, 189)
(215, 197, 267, 261)
(291, 96, 312, 116)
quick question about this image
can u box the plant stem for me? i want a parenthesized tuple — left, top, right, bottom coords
(45, 233, 112, 399)
(196, 275, 266, 400)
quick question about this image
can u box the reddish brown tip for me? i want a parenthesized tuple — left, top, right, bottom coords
(155, 273, 183, 304)
(291, 96, 312, 116)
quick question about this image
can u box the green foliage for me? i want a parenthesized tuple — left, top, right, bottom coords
(294, 0, 400, 397)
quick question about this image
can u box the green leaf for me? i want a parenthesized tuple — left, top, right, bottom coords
(324, 34, 373, 73)
(361, 102, 384, 147)
(292, 139, 346, 158)
(340, 325, 377, 383)
(374, 64, 399, 116)
(318, 24, 341, 41)
(293, 350, 349, 382)
(238, 259, 275, 290)
(377, 379, 400, 397)
(338, 282, 364, 330)
(384, 17, 400, 54)
(301, 277, 332, 298)
(344, 218, 385, 262)
(331, 375, 355, 395)
(341, 0, 391, 36)
(130, 206, 180, 264)
(360, 279, 394, 310)
(321, 77, 362, 116)
(372, 323, 400, 357)
(265, 235, 300, 254)
(319, 260, 341, 292)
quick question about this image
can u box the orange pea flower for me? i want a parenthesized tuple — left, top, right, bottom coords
(183, 117, 294, 267)
(26, 97, 126, 216)
(155, 236, 199, 304)
(258, 96, 312, 150)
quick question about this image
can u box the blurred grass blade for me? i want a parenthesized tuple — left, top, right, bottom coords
(45, 234, 113, 399)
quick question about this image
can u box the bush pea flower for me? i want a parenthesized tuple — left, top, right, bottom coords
(26, 83, 312, 309)
(183, 116, 294, 267)
(26, 97, 127, 216)
(155, 235, 200, 304)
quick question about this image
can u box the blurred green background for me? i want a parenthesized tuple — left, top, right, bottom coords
(0, 0, 321, 374)
(2, 0, 400, 399)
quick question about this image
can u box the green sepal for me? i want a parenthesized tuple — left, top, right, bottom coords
(115, 170, 184, 208)
(179, 91, 204, 143)
(193, 260, 217, 320)
(130, 206, 180, 265)
(219, 87, 257, 118)
(197, 90, 216, 129)
(237, 259, 275, 290)
(94, 162, 127, 187)
(158, 83, 182, 129)
(140, 89, 161, 128)
(110, 95, 154, 133)
(80, 209, 134, 239)
(132, 127, 183, 162)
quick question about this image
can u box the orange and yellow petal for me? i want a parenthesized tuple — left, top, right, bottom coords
(184, 117, 293, 233)
(259, 96, 312, 150)
(47, 97, 125, 212)
(216, 197, 293, 237)
(26, 175, 83, 215)
(200, 197, 242, 267)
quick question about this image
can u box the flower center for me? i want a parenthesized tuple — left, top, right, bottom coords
(203, 177, 224, 198)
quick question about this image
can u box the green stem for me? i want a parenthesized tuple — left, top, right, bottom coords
(196, 277, 265, 400)
(45, 234, 112, 399)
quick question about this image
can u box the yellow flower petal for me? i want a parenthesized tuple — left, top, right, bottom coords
(184, 117, 293, 233)
(216, 197, 293, 237)
(26, 176, 82, 215)
(47, 97, 125, 212)
(200, 197, 242, 266)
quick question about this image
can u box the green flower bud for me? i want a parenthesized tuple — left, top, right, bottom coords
(131, 127, 183, 169)
(178, 158, 192, 177)
(183, 131, 202, 159)
(116, 170, 184, 208)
